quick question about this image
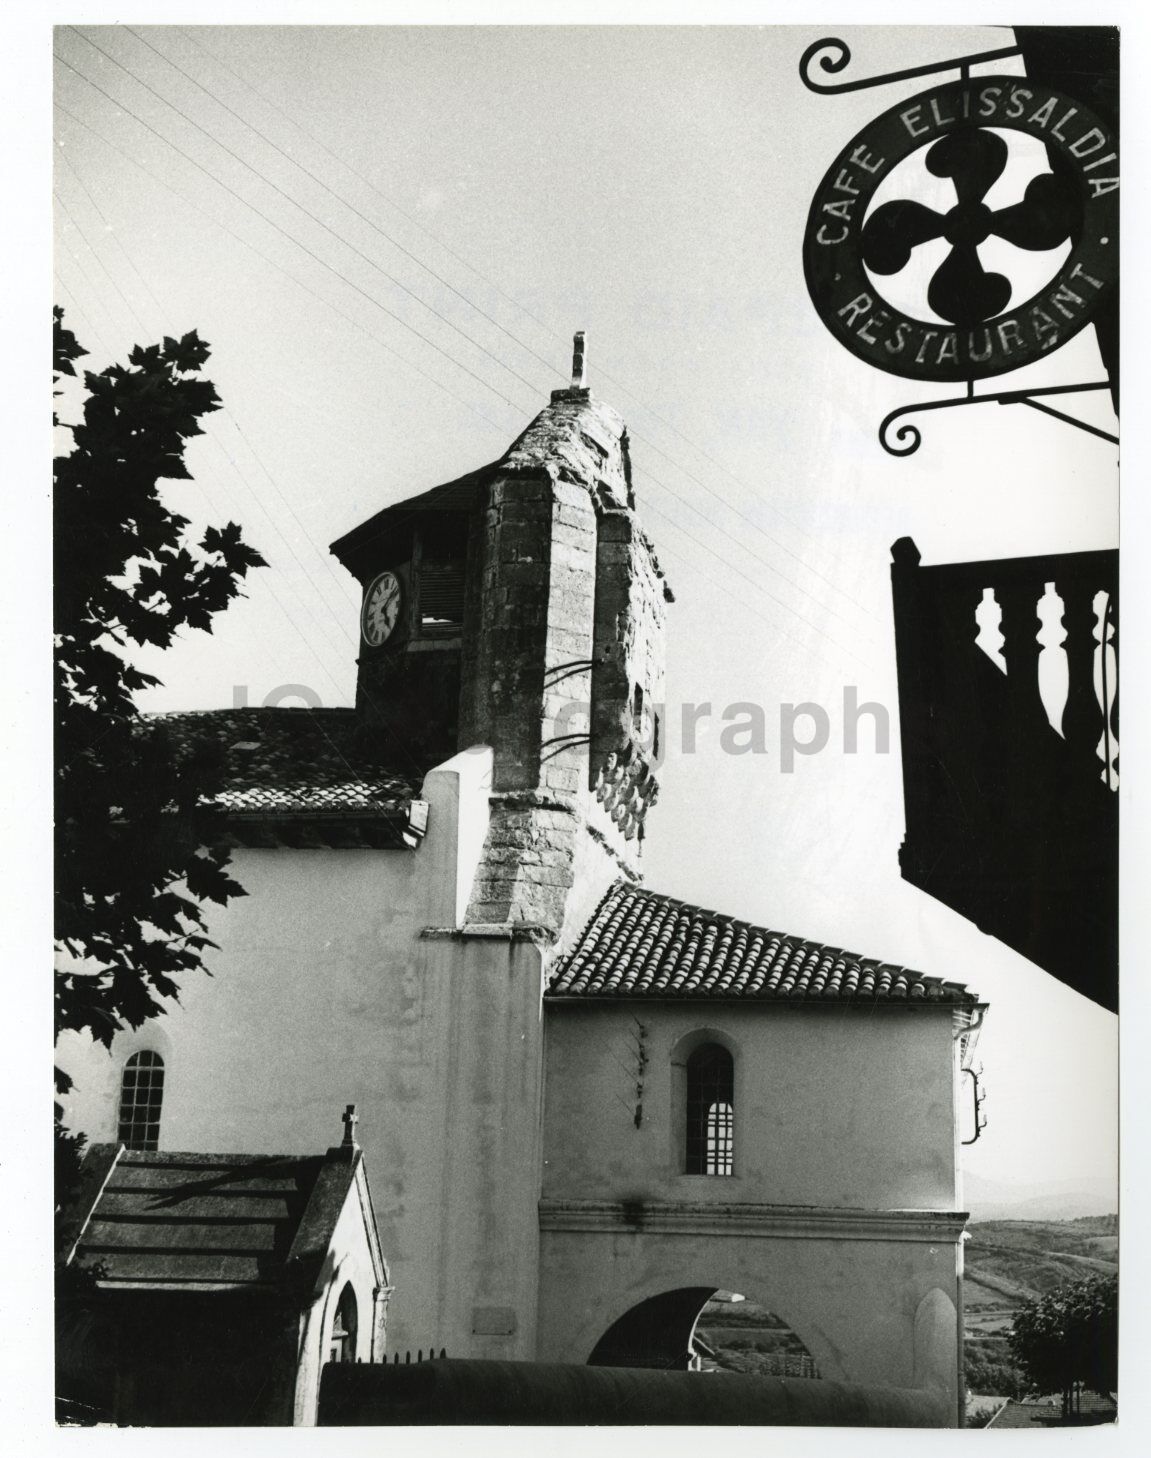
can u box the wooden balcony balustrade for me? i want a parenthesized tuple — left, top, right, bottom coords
(891, 538, 1118, 1011)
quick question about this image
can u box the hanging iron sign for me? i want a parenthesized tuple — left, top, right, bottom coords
(803, 77, 1118, 382)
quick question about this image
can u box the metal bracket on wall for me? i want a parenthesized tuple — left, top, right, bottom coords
(800, 38, 1119, 459)
(879, 380, 1117, 457)
(799, 35, 1021, 96)
(539, 731, 591, 764)
(961, 1065, 988, 1146)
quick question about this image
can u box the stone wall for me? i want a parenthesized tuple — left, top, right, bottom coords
(461, 389, 671, 932)
(590, 503, 671, 871)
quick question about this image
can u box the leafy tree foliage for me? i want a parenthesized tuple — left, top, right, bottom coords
(54, 308, 265, 1075)
(963, 1338, 1025, 1399)
(1009, 1273, 1118, 1415)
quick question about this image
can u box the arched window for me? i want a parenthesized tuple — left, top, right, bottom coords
(117, 1050, 165, 1151)
(685, 1043, 734, 1175)
(328, 1283, 358, 1364)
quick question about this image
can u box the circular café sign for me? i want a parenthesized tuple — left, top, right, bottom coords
(803, 77, 1118, 383)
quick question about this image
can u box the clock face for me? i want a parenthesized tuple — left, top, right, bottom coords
(361, 571, 403, 647)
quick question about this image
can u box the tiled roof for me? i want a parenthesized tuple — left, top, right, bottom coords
(548, 882, 977, 1004)
(70, 1149, 328, 1288)
(987, 1395, 1116, 1428)
(156, 708, 423, 817)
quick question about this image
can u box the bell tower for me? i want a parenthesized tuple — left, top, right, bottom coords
(330, 335, 673, 938)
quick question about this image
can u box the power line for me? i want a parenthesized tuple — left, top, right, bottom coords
(60, 155, 562, 691)
(53, 270, 111, 360)
(55, 46, 527, 418)
(56, 144, 167, 321)
(53, 259, 419, 782)
(59, 180, 833, 783)
(54, 169, 464, 776)
(54, 186, 151, 339)
(177, 25, 567, 351)
(136, 22, 873, 630)
(55, 220, 128, 351)
(56, 163, 372, 664)
(175, 22, 874, 612)
(53, 235, 351, 670)
(639, 494, 871, 671)
(54, 61, 872, 669)
(74, 24, 873, 637)
(53, 97, 514, 441)
(68, 28, 550, 406)
(129, 24, 567, 390)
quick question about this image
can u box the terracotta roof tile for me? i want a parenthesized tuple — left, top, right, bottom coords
(548, 882, 977, 1005)
(154, 708, 423, 818)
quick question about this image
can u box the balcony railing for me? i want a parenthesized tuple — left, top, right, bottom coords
(891, 538, 1118, 1011)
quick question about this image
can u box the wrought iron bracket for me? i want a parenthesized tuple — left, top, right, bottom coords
(879, 381, 1116, 457)
(961, 1065, 987, 1146)
(800, 37, 1120, 458)
(799, 35, 1021, 95)
(539, 731, 591, 764)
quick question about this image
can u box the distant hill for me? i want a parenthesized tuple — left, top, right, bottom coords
(966, 1216, 1117, 1311)
(962, 1217, 1117, 1408)
(963, 1171, 1117, 1223)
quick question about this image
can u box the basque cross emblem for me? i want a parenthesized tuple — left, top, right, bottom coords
(860, 129, 1079, 328)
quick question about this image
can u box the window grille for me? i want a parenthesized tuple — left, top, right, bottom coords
(117, 1050, 165, 1152)
(685, 1043, 734, 1175)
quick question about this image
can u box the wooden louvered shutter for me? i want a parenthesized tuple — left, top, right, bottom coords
(417, 519, 468, 635)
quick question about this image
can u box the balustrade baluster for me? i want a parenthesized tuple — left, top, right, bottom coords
(1103, 593, 1118, 785)
(1058, 577, 1105, 780)
(996, 582, 1046, 727)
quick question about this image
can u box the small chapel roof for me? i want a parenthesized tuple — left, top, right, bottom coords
(60, 1109, 377, 1292)
(548, 881, 978, 1005)
(154, 708, 425, 844)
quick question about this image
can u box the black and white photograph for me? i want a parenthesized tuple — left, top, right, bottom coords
(5, 2, 1142, 1441)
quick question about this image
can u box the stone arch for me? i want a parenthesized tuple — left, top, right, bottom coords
(538, 1210, 966, 1398)
(295, 1254, 370, 1425)
(328, 1281, 359, 1364)
(587, 1286, 716, 1369)
(668, 1024, 743, 1064)
(571, 1266, 845, 1383)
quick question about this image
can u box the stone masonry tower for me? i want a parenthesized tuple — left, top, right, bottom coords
(330, 335, 673, 941)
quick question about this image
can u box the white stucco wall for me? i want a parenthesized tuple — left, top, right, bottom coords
(536, 1214, 962, 1401)
(537, 999, 966, 1418)
(541, 1001, 961, 1210)
(56, 745, 548, 1361)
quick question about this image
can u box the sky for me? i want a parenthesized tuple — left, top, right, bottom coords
(46, 19, 1122, 1209)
